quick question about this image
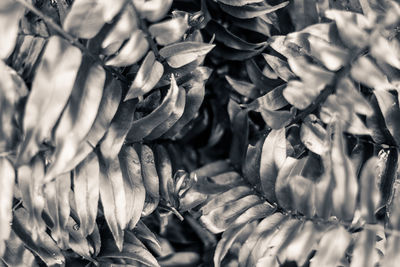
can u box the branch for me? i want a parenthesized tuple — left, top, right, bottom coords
(289, 48, 369, 126)
(15, 0, 128, 84)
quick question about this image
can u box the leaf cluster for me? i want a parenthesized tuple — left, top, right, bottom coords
(1, 0, 400, 267)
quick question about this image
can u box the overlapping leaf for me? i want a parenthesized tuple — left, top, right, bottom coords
(0, 0, 24, 59)
(18, 36, 82, 166)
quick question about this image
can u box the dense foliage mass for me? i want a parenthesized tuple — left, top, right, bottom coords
(1, 0, 400, 266)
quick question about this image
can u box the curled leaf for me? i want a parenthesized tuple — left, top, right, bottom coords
(127, 75, 180, 142)
(159, 42, 215, 68)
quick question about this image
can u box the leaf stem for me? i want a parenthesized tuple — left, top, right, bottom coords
(130, 2, 161, 60)
(290, 47, 368, 126)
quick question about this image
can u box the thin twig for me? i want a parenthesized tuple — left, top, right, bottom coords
(15, 0, 128, 84)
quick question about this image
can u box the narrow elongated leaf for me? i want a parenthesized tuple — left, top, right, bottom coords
(270, 35, 305, 59)
(371, 33, 400, 70)
(133, 221, 161, 256)
(145, 86, 186, 140)
(100, 99, 137, 159)
(288, 175, 315, 216)
(225, 75, 259, 99)
(307, 35, 349, 71)
(0, 61, 28, 152)
(8, 35, 46, 82)
(300, 114, 328, 155)
(0, 0, 24, 59)
(246, 84, 288, 111)
(320, 94, 371, 136)
(193, 172, 243, 194)
(288, 56, 334, 89)
(325, 10, 370, 49)
(16, 157, 46, 241)
(310, 226, 350, 267)
(253, 219, 302, 267)
(229, 202, 275, 228)
(127, 75, 180, 142)
(350, 229, 377, 267)
(98, 155, 125, 250)
(1, 231, 38, 267)
(382, 182, 400, 266)
(73, 152, 100, 236)
(229, 100, 249, 168)
(88, 224, 101, 257)
(239, 213, 287, 266)
(99, 231, 160, 267)
(206, 20, 267, 50)
(102, 4, 138, 55)
(86, 76, 123, 148)
(373, 89, 400, 145)
(275, 157, 310, 210)
(192, 160, 233, 178)
(125, 51, 164, 100)
(66, 216, 92, 260)
(219, 1, 289, 19)
(259, 108, 293, 129)
(243, 135, 265, 187)
(64, 0, 126, 38)
(214, 221, 259, 267)
(217, 0, 264, 6)
(283, 80, 320, 110)
(162, 72, 208, 139)
(0, 157, 14, 256)
(106, 30, 149, 67)
(314, 153, 334, 219)
(282, 221, 325, 266)
(200, 186, 253, 215)
(260, 128, 286, 202)
(200, 194, 262, 234)
(262, 54, 295, 82)
(137, 144, 160, 216)
(359, 157, 380, 222)
(336, 78, 372, 116)
(133, 0, 173, 22)
(287, 0, 318, 30)
(245, 59, 279, 91)
(212, 42, 266, 60)
(159, 42, 215, 68)
(119, 146, 146, 229)
(12, 208, 65, 266)
(351, 56, 391, 90)
(45, 58, 105, 181)
(159, 252, 200, 267)
(331, 120, 358, 221)
(44, 173, 71, 249)
(18, 36, 82, 165)
(63, 0, 104, 38)
(154, 145, 175, 205)
(63, 76, 122, 172)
